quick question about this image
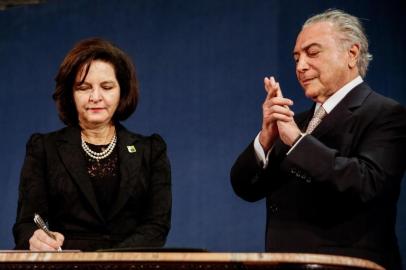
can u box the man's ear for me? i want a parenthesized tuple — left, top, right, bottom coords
(348, 43, 360, 69)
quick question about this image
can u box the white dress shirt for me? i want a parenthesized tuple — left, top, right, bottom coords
(254, 76, 363, 168)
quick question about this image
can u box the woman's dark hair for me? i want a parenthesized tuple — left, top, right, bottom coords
(53, 38, 139, 126)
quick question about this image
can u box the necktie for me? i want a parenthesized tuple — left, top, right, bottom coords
(305, 106, 327, 134)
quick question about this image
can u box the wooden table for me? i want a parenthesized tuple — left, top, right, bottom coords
(0, 252, 385, 270)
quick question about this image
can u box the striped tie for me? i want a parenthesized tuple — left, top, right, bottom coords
(306, 106, 327, 134)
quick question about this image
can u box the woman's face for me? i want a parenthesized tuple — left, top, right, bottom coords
(73, 60, 120, 129)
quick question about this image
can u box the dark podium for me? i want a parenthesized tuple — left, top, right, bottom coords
(0, 252, 385, 270)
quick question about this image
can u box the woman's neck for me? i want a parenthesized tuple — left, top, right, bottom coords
(81, 123, 116, 145)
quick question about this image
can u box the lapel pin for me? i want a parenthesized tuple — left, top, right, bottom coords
(127, 145, 137, 153)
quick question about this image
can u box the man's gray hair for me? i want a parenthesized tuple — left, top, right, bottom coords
(303, 9, 372, 78)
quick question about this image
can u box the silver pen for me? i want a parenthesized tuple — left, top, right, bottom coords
(33, 213, 62, 252)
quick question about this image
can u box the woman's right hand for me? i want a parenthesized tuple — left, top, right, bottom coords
(29, 229, 64, 251)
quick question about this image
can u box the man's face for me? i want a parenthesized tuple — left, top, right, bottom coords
(293, 21, 355, 103)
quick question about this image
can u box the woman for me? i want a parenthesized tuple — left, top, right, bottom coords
(13, 38, 171, 251)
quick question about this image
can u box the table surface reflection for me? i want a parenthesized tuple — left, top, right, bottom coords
(0, 251, 385, 270)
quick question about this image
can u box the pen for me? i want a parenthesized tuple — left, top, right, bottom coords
(33, 213, 62, 252)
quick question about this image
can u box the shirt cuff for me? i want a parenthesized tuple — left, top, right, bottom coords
(286, 132, 306, 155)
(254, 132, 272, 168)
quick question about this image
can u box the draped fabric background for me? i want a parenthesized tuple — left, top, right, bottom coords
(0, 0, 405, 263)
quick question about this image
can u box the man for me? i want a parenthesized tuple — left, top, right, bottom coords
(230, 9, 405, 270)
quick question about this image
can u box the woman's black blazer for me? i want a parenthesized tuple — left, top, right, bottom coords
(13, 124, 171, 251)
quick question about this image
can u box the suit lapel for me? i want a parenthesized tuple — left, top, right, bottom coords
(309, 83, 372, 138)
(108, 126, 142, 220)
(56, 126, 104, 221)
(297, 105, 315, 132)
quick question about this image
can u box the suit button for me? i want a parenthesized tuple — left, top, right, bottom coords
(269, 204, 279, 214)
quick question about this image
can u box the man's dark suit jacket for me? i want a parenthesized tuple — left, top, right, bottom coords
(13, 124, 171, 251)
(231, 83, 406, 270)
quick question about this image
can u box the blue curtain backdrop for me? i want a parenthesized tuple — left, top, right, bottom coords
(0, 0, 405, 261)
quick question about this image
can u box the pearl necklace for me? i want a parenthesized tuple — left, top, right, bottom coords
(81, 133, 117, 161)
